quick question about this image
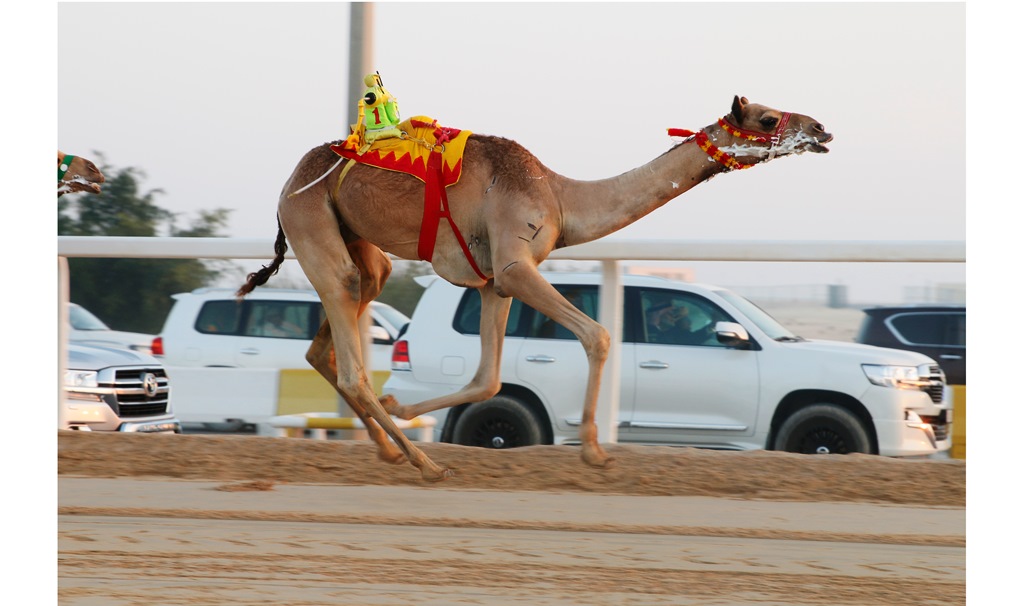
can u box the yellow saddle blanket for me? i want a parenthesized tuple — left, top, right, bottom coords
(329, 116, 472, 188)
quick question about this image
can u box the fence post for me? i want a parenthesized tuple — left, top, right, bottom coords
(596, 260, 623, 444)
(58, 257, 70, 430)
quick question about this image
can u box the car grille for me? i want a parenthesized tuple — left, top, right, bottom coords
(924, 365, 945, 404)
(106, 368, 170, 418)
(918, 365, 949, 441)
(920, 414, 950, 441)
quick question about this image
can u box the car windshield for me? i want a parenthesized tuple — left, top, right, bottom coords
(69, 305, 110, 331)
(716, 291, 800, 341)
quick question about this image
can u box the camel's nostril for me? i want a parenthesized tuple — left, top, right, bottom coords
(813, 123, 825, 132)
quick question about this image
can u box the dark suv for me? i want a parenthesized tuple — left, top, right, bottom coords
(855, 305, 966, 385)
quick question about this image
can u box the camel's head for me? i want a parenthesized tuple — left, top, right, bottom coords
(58, 151, 105, 197)
(720, 96, 833, 160)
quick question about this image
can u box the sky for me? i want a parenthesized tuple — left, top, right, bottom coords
(52, 1, 968, 304)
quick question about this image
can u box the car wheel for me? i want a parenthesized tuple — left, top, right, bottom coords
(452, 396, 544, 449)
(774, 403, 872, 455)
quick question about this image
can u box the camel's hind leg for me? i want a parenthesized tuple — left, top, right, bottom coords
(281, 203, 450, 481)
(306, 320, 406, 465)
(304, 240, 406, 465)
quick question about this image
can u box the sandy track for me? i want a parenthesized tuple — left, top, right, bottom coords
(58, 432, 965, 605)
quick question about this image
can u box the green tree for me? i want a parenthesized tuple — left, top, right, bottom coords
(58, 154, 234, 334)
(376, 261, 434, 317)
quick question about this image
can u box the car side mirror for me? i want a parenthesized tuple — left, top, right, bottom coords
(715, 321, 750, 348)
(369, 325, 392, 344)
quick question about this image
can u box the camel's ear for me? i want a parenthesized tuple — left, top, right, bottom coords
(58, 150, 66, 162)
(731, 96, 748, 123)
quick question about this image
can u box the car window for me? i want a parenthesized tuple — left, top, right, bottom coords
(244, 302, 316, 339)
(69, 304, 110, 330)
(526, 285, 599, 340)
(888, 312, 966, 347)
(373, 304, 410, 335)
(637, 289, 732, 347)
(195, 301, 243, 334)
(195, 300, 318, 339)
(717, 291, 796, 341)
(453, 291, 528, 337)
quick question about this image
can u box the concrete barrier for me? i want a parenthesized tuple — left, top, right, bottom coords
(267, 412, 436, 442)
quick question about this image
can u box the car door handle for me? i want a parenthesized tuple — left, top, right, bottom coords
(239, 348, 261, 355)
(526, 355, 556, 363)
(639, 361, 670, 370)
(939, 354, 963, 360)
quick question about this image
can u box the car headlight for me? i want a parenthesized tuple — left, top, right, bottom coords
(862, 364, 930, 390)
(64, 370, 98, 388)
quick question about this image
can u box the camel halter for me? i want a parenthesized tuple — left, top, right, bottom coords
(58, 155, 76, 182)
(668, 113, 792, 170)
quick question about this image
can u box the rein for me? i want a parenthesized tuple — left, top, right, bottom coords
(58, 155, 76, 182)
(668, 112, 792, 170)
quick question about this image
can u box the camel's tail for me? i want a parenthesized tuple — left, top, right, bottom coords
(237, 217, 288, 297)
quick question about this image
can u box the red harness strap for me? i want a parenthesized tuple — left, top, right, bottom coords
(419, 137, 490, 280)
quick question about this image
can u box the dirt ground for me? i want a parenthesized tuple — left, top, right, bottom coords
(59, 431, 963, 506)
(58, 431, 965, 605)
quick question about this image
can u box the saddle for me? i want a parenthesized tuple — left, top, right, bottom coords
(330, 117, 488, 280)
(330, 116, 471, 188)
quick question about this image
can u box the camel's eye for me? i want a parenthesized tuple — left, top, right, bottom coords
(760, 116, 778, 129)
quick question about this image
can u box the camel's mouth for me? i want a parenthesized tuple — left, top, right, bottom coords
(808, 134, 833, 154)
(63, 177, 104, 195)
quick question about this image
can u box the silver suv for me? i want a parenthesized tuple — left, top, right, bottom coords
(63, 343, 181, 433)
(68, 302, 155, 354)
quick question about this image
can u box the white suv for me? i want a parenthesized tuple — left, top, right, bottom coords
(153, 287, 408, 374)
(152, 288, 409, 428)
(383, 273, 952, 457)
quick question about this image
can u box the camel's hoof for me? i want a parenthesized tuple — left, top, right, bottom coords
(582, 449, 615, 469)
(377, 449, 408, 466)
(420, 466, 455, 483)
(380, 395, 412, 420)
(379, 394, 400, 414)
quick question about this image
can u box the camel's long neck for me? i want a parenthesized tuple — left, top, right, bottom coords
(554, 133, 726, 247)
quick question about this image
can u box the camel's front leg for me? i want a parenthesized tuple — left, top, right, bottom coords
(494, 263, 613, 469)
(382, 283, 512, 419)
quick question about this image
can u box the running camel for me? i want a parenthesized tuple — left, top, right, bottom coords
(238, 95, 833, 481)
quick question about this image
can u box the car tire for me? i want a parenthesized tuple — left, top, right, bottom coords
(452, 395, 544, 449)
(774, 403, 872, 455)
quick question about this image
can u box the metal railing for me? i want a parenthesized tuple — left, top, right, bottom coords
(57, 236, 966, 439)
